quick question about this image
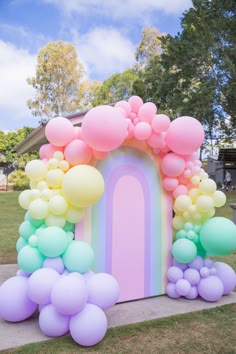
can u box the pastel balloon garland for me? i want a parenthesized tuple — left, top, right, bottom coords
(0, 96, 235, 347)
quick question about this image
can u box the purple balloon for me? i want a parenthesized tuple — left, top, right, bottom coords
(87, 273, 120, 310)
(0, 276, 37, 322)
(16, 269, 31, 277)
(184, 268, 200, 286)
(188, 256, 204, 270)
(28, 268, 60, 305)
(204, 258, 214, 268)
(51, 273, 88, 315)
(69, 304, 108, 346)
(167, 266, 183, 283)
(172, 259, 188, 271)
(166, 282, 180, 299)
(186, 286, 198, 300)
(43, 257, 65, 274)
(39, 304, 69, 337)
(198, 276, 224, 301)
(214, 262, 236, 295)
(209, 267, 217, 275)
(200, 267, 210, 278)
(175, 279, 191, 296)
(83, 270, 95, 282)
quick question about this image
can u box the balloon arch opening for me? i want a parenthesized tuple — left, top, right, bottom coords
(0, 96, 236, 347)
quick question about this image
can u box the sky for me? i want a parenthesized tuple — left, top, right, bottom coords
(0, 0, 192, 132)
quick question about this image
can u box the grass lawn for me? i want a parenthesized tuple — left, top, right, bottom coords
(0, 191, 236, 353)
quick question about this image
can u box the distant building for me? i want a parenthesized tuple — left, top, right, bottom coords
(208, 148, 236, 187)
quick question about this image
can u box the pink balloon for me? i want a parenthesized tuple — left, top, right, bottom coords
(173, 184, 188, 199)
(115, 106, 126, 117)
(161, 153, 186, 177)
(39, 144, 63, 160)
(147, 132, 164, 149)
(45, 117, 74, 147)
(163, 177, 179, 192)
(128, 112, 137, 121)
(134, 122, 152, 140)
(82, 106, 128, 152)
(64, 139, 92, 166)
(73, 127, 82, 139)
(93, 150, 109, 160)
(128, 96, 143, 113)
(127, 120, 134, 139)
(138, 102, 157, 123)
(184, 169, 192, 178)
(114, 101, 131, 117)
(151, 114, 171, 133)
(191, 165, 201, 175)
(194, 159, 202, 167)
(133, 117, 139, 125)
(165, 117, 204, 155)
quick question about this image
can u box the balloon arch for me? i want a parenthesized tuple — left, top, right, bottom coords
(0, 96, 236, 347)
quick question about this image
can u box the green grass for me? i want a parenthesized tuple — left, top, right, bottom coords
(2, 304, 236, 354)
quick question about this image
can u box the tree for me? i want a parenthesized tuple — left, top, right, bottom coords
(76, 80, 102, 111)
(135, 27, 164, 71)
(139, 0, 236, 141)
(92, 69, 140, 106)
(27, 41, 84, 118)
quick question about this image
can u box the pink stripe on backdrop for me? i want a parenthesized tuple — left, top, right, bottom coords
(112, 175, 145, 302)
(167, 193, 173, 269)
(75, 219, 85, 241)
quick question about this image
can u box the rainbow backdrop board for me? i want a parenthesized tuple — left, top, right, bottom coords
(75, 143, 173, 302)
(1, 96, 236, 348)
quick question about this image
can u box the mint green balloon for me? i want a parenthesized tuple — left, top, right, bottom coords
(172, 238, 197, 264)
(19, 220, 36, 240)
(38, 226, 68, 257)
(200, 217, 236, 256)
(24, 211, 44, 227)
(17, 245, 44, 273)
(62, 240, 94, 273)
(63, 221, 75, 232)
(16, 237, 27, 252)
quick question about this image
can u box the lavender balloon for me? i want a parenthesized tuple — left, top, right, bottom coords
(188, 256, 204, 270)
(70, 304, 108, 346)
(184, 268, 200, 286)
(167, 266, 183, 283)
(198, 276, 224, 301)
(28, 268, 60, 304)
(39, 304, 70, 337)
(43, 257, 65, 274)
(175, 279, 191, 296)
(214, 262, 236, 295)
(0, 276, 37, 322)
(166, 282, 180, 299)
(87, 273, 120, 310)
(186, 286, 198, 300)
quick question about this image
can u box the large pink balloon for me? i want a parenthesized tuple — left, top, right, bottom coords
(64, 139, 92, 166)
(82, 106, 128, 152)
(134, 122, 152, 140)
(161, 153, 186, 177)
(165, 117, 204, 155)
(152, 114, 170, 133)
(138, 102, 157, 123)
(45, 117, 74, 147)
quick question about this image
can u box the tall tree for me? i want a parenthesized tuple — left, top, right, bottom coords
(27, 41, 84, 118)
(76, 80, 102, 111)
(92, 69, 140, 106)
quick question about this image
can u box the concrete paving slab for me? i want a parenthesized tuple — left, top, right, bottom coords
(1, 264, 236, 351)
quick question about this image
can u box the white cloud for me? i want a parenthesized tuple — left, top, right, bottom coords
(74, 28, 135, 80)
(0, 40, 36, 125)
(44, 0, 192, 18)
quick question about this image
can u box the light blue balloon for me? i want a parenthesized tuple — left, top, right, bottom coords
(17, 245, 44, 273)
(38, 226, 68, 257)
(62, 240, 94, 273)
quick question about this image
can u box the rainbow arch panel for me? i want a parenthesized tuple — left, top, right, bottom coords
(75, 146, 172, 302)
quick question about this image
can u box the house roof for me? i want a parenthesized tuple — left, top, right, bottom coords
(218, 148, 236, 163)
(16, 110, 88, 154)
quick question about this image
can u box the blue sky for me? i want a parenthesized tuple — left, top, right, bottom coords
(0, 0, 192, 131)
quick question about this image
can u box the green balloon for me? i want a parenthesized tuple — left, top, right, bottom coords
(38, 226, 68, 257)
(172, 238, 197, 264)
(16, 237, 27, 252)
(62, 240, 94, 273)
(19, 220, 36, 240)
(17, 245, 44, 273)
(200, 217, 236, 256)
(63, 221, 75, 232)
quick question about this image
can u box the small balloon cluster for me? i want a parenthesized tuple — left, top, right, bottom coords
(167, 257, 236, 301)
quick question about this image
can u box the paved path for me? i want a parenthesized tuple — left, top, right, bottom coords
(1, 264, 236, 351)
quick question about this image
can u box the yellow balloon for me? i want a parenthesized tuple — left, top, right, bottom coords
(30, 180, 38, 189)
(18, 189, 32, 210)
(53, 151, 64, 161)
(62, 165, 104, 208)
(174, 195, 192, 212)
(59, 160, 70, 172)
(196, 195, 214, 212)
(41, 188, 53, 201)
(173, 215, 185, 230)
(199, 179, 216, 194)
(25, 160, 47, 181)
(29, 198, 49, 219)
(37, 181, 48, 191)
(191, 175, 201, 185)
(46, 169, 64, 188)
(45, 213, 66, 228)
(188, 188, 201, 202)
(47, 158, 59, 169)
(213, 190, 226, 207)
(66, 206, 84, 223)
(48, 195, 68, 215)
